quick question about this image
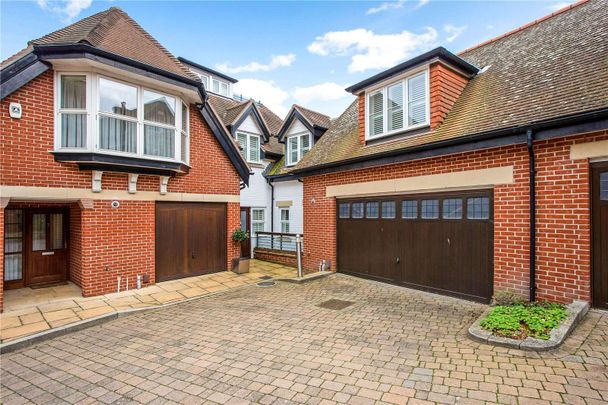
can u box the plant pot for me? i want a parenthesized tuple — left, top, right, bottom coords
(233, 258, 250, 274)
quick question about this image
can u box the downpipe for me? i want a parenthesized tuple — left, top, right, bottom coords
(527, 129, 536, 302)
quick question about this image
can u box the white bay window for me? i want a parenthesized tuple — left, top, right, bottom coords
(286, 132, 311, 166)
(366, 70, 428, 140)
(55, 73, 189, 164)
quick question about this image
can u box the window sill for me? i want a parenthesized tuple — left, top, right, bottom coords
(52, 151, 189, 176)
(364, 124, 430, 146)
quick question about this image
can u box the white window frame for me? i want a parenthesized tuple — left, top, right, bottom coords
(197, 73, 209, 89)
(280, 208, 290, 233)
(235, 131, 261, 163)
(364, 67, 430, 141)
(285, 132, 312, 166)
(251, 208, 265, 236)
(54, 72, 189, 164)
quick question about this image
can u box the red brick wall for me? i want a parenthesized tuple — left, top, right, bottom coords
(227, 202, 241, 268)
(303, 131, 607, 304)
(429, 62, 470, 130)
(0, 69, 242, 308)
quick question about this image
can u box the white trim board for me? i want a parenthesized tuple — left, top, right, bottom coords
(325, 166, 514, 198)
(0, 186, 240, 203)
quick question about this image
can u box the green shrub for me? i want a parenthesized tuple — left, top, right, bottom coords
(480, 302, 567, 340)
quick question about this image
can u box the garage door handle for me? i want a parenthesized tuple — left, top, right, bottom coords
(396, 257, 400, 264)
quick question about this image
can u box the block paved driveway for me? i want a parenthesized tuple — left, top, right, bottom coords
(1, 274, 607, 405)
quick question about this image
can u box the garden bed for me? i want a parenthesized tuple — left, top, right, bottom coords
(468, 300, 589, 351)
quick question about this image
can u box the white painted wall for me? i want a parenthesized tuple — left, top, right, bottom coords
(286, 119, 308, 136)
(273, 179, 303, 235)
(238, 114, 262, 134)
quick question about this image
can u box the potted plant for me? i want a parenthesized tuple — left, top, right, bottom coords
(232, 228, 250, 274)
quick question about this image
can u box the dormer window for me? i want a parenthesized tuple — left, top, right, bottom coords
(55, 73, 189, 164)
(366, 70, 429, 140)
(212, 79, 231, 97)
(236, 132, 260, 163)
(286, 133, 311, 166)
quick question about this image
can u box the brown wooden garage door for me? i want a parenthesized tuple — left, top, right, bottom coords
(156, 202, 227, 282)
(337, 190, 493, 302)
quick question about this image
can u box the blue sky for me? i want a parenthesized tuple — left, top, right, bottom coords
(1, 0, 574, 117)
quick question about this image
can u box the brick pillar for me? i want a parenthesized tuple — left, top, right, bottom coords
(0, 200, 6, 312)
(227, 202, 241, 271)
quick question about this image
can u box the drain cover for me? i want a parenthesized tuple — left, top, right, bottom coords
(317, 299, 354, 310)
(259, 275, 273, 280)
(257, 281, 276, 287)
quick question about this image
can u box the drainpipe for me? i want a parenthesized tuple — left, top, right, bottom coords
(526, 129, 536, 302)
(268, 179, 275, 232)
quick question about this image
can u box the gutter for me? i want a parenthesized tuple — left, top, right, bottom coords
(527, 130, 536, 302)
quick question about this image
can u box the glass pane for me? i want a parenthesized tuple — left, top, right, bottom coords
(388, 83, 404, 132)
(467, 197, 490, 219)
(366, 202, 379, 218)
(421, 200, 439, 219)
(61, 113, 87, 148)
(408, 73, 427, 126)
(181, 103, 188, 132)
(213, 80, 220, 93)
(240, 210, 247, 231)
(301, 134, 311, 157)
(144, 125, 175, 158)
(32, 214, 46, 251)
(4, 254, 22, 281)
(249, 135, 260, 162)
(401, 200, 417, 219)
(99, 77, 137, 117)
(60, 75, 86, 109)
(281, 209, 290, 221)
(181, 131, 188, 163)
(288, 137, 298, 164)
(144, 90, 175, 125)
(5, 238, 22, 254)
(443, 199, 463, 219)
(381, 201, 396, 218)
(220, 82, 228, 96)
(351, 203, 364, 218)
(252, 209, 265, 221)
(252, 222, 264, 235)
(368, 91, 384, 136)
(99, 117, 137, 153)
(5, 210, 23, 237)
(281, 222, 290, 233)
(237, 133, 248, 159)
(339, 203, 350, 219)
(50, 213, 64, 249)
(601, 172, 608, 201)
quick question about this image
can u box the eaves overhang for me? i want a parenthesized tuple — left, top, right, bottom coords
(345, 46, 479, 94)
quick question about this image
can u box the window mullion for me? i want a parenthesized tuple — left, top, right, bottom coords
(404, 79, 409, 130)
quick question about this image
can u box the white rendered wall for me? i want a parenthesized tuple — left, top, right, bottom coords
(273, 179, 303, 235)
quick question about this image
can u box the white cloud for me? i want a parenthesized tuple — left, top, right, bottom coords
(308, 27, 438, 73)
(443, 24, 467, 43)
(216, 54, 296, 74)
(37, 0, 92, 21)
(292, 82, 348, 104)
(416, 0, 430, 8)
(366, 0, 406, 15)
(546, 1, 574, 12)
(233, 79, 290, 117)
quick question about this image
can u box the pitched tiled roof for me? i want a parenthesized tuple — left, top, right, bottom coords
(2, 7, 197, 81)
(294, 105, 331, 129)
(207, 94, 285, 156)
(295, 0, 608, 171)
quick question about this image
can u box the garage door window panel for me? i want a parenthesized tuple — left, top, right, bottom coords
(366, 202, 379, 219)
(339, 203, 350, 219)
(421, 200, 439, 219)
(401, 200, 417, 219)
(381, 201, 396, 218)
(443, 199, 463, 219)
(467, 197, 490, 219)
(352, 203, 364, 219)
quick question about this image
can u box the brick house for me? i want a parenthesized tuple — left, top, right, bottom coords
(292, 0, 608, 306)
(0, 8, 251, 311)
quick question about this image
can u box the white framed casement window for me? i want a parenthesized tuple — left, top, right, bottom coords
(365, 68, 429, 140)
(280, 208, 290, 233)
(251, 208, 265, 236)
(198, 73, 209, 89)
(286, 132, 312, 166)
(54, 72, 189, 164)
(236, 131, 261, 163)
